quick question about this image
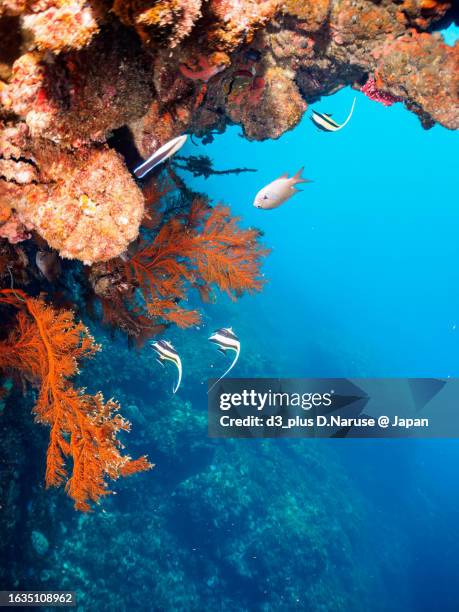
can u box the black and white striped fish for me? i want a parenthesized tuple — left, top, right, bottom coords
(311, 97, 356, 132)
(152, 339, 182, 394)
(133, 135, 187, 179)
(208, 327, 240, 393)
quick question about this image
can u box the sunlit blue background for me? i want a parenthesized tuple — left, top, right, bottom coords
(175, 52, 459, 610)
(181, 86, 459, 378)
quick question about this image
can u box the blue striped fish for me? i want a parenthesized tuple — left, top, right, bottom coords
(311, 97, 356, 132)
(152, 339, 182, 394)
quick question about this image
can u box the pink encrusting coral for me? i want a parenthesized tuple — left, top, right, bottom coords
(13, 145, 145, 265)
(207, 0, 280, 50)
(360, 77, 402, 107)
(0, 158, 38, 184)
(226, 64, 306, 140)
(1, 27, 154, 147)
(179, 55, 228, 83)
(0, 124, 145, 264)
(112, 0, 203, 48)
(21, 0, 100, 53)
(0, 213, 32, 244)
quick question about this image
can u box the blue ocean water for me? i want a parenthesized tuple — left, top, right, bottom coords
(183, 87, 459, 378)
(171, 87, 459, 610)
(441, 22, 459, 45)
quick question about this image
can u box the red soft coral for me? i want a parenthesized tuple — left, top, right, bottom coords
(0, 289, 151, 511)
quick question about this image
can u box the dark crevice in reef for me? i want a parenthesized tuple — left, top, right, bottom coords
(0, 16, 22, 80)
(429, 4, 459, 32)
(107, 125, 144, 171)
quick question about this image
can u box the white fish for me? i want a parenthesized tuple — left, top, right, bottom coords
(208, 327, 240, 393)
(152, 339, 182, 394)
(133, 134, 187, 179)
(254, 167, 312, 210)
(311, 97, 356, 132)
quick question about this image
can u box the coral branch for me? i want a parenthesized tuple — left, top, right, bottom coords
(173, 155, 257, 179)
(125, 198, 268, 328)
(0, 289, 152, 511)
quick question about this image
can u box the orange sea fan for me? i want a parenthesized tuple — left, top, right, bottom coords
(0, 289, 151, 511)
(126, 198, 269, 327)
(140, 173, 173, 230)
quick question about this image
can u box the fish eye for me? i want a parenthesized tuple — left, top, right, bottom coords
(263, 195, 269, 200)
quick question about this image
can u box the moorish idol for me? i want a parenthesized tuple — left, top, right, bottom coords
(311, 97, 356, 132)
(152, 339, 182, 394)
(208, 327, 240, 393)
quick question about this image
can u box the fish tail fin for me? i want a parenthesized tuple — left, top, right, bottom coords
(291, 166, 312, 186)
(336, 96, 356, 131)
(173, 358, 182, 394)
(293, 167, 313, 185)
(207, 346, 240, 394)
(293, 166, 305, 181)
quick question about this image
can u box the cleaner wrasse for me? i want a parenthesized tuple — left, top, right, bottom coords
(133, 135, 187, 179)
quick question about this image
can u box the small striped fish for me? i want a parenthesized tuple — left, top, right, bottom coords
(133, 135, 187, 179)
(208, 327, 240, 393)
(152, 340, 182, 394)
(311, 97, 356, 132)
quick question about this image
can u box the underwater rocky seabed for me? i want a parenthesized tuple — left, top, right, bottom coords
(2, 312, 458, 611)
(0, 320, 414, 612)
(0, 1, 458, 611)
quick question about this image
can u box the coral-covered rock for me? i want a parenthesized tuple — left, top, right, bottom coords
(206, 0, 280, 51)
(130, 100, 186, 159)
(226, 65, 306, 140)
(113, 0, 279, 51)
(112, 0, 203, 48)
(281, 0, 330, 31)
(2, 0, 457, 152)
(327, 0, 405, 66)
(374, 32, 459, 129)
(397, 0, 452, 30)
(0, 1, 25, 17)
(13, 144, 144, 264)
(2, 27, 153, 147)
(0, 0, 457, 271)
(21, 0, 101, 53)
(0, 211, 31, 243)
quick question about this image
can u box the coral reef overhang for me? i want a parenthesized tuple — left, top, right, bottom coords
(0, 0, 458, 264)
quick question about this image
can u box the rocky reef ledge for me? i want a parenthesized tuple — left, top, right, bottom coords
(0, 0, 457, 263)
